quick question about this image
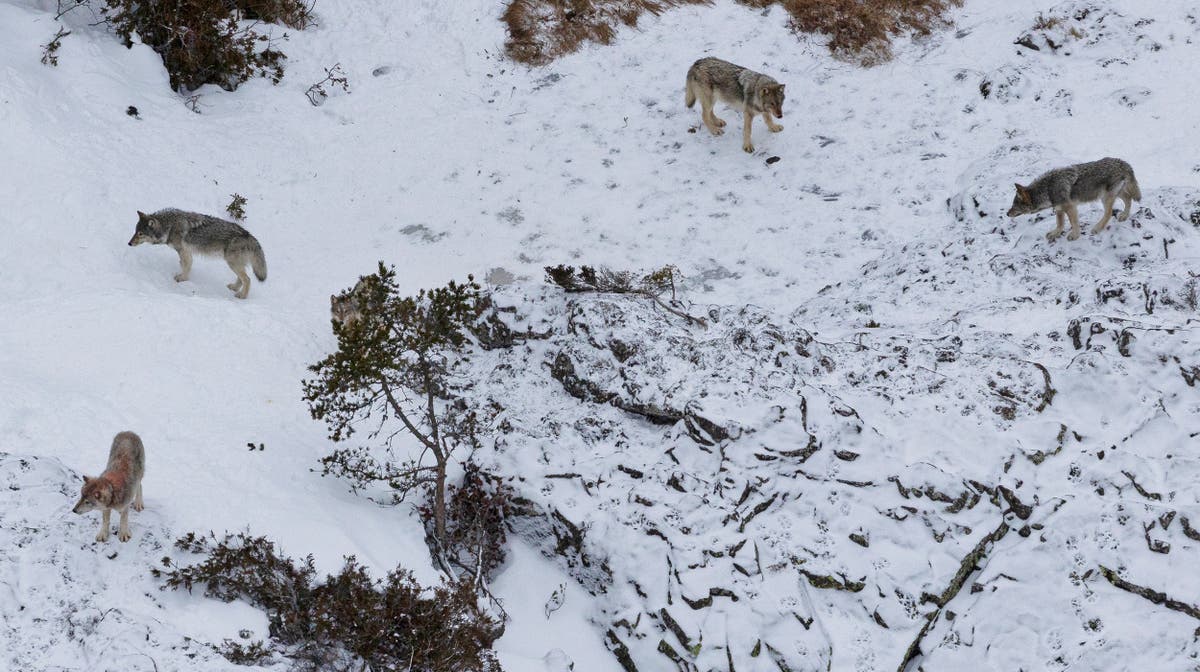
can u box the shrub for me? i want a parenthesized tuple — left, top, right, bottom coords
(40, 27, 70, 67)
(427, 463, 515, 584)
(502, 0, 708, 66)
(155, 532, 502, 671)
(545, 264, 706, 327)
(778, 0, 962, 65)
(226, 193, 248, 220)
(503, 0, 963, 66)
(91, 0, 312, 92)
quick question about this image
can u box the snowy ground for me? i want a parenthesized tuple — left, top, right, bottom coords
(1, 0, 1199, 669)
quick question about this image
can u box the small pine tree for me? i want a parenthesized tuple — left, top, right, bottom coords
(303, 264, 483, 544)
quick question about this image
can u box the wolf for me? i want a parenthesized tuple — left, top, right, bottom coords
(128, 208, 268, 298)
(685, 57, 785, 154)
(73, 431, 145, 543)
(1007, 158, 1142, 241)
(330, 277, 369, 328)
(330, 276, 385, 329)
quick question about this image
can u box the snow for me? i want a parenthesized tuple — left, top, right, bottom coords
(2, 0, 1200, 669)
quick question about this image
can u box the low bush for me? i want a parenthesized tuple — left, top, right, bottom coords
(154, 531, 503, 671)
(503, 0, 963, 66)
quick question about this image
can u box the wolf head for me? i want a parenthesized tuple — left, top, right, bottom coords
(1006, 184, 1041, 217)
(330, 293, 361, 328)
(761, 83, 785, 119)
(128, 210, 167, 246)
(73, 476, 113, 514)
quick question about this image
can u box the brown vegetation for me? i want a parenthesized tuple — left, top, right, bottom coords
(503, 0, 963, 66)
(155, 531, 503, 671)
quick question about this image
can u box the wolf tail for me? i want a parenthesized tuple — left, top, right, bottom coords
(685, 80, 696, 109)
(1126, 173, 1142, 202)
(250, 241, 267, 281)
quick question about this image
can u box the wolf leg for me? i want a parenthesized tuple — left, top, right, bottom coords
(174, 248, 193, 282)
(96, 508, 111, 542)
(226, 258, 248, 295)
(1092, 192, 1117, 234)
(762, 111, 783, 133)
(742, 112, 755, 153)
(700, 94, 724, 135)
(1066, 204, 1081, 241)
(1118, 191, 1133, 221)
(1046, 210, 1065, 241)
(233, 269, 252, 299)
(133, 483, 144, 512)
(118, 507, 131, 542)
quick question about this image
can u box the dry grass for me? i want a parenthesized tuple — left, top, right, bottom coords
(503, 0, 710, 66)
(503, 0, 963, 66)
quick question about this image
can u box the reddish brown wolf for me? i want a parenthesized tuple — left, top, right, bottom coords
(73, 431, 146, 543)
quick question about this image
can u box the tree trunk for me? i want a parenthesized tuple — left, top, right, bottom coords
(433, 456, 447, 540)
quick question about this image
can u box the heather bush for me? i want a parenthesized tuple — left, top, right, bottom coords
(155, 532, 502, 671)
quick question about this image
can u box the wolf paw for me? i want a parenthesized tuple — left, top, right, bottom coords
(227, 282, 241, 291)
(1117, 210, 1130, 222)
(769, 124, 784, 133)
(1067, 231, 1081, 241)
(743, 144, 755, 154)
(133, 502, 144, 512)
(1046, 231, 1062, 242)
(95, 530, 109, 542)
(235, 291, 249, 300)
(713, 117, 726, 128)
(118, 529, 131, 542)
(174, 273, 188, 282)
(709, 126, 725, 136)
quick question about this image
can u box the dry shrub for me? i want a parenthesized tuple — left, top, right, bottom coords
(155, 532, 503, 672)
(779, 0, 962, 65)
(503, 0, 709, 66)
(98, 0, 313, 92)
(239, 0, 314, 29)
(503, 0, 963, 66)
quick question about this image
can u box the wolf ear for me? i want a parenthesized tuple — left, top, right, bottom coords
(777, 84, 786, 92)
(82, 475, 91, 483)
(136, 210, 146, 219)
(1014, 184, 1030, 202)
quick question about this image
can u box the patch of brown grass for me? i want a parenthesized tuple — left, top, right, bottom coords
(502, 0, 964, 67)
(503, 0, 710, 67)
(779, 0, 963, 65)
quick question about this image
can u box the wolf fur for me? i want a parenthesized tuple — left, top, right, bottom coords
(73, 431, 145, 543)
(685, 57, 786, 153)
(128, 208, 268, 298)
(330, 275, 385, 329)
(330, 277, 369, 328)
(1007, 157, 1142, 241)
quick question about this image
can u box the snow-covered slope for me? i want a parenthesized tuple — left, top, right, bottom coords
(1, 0, 1198, 670)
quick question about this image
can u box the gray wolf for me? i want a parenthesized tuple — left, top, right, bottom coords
(330, 277, 368, 328)
(1007, 158, 1142, 241)
(330, 276, 383, 329)
(73, 431, 145, 543)
(685, 57, 785, 153)
(128, 208, 268, 298)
